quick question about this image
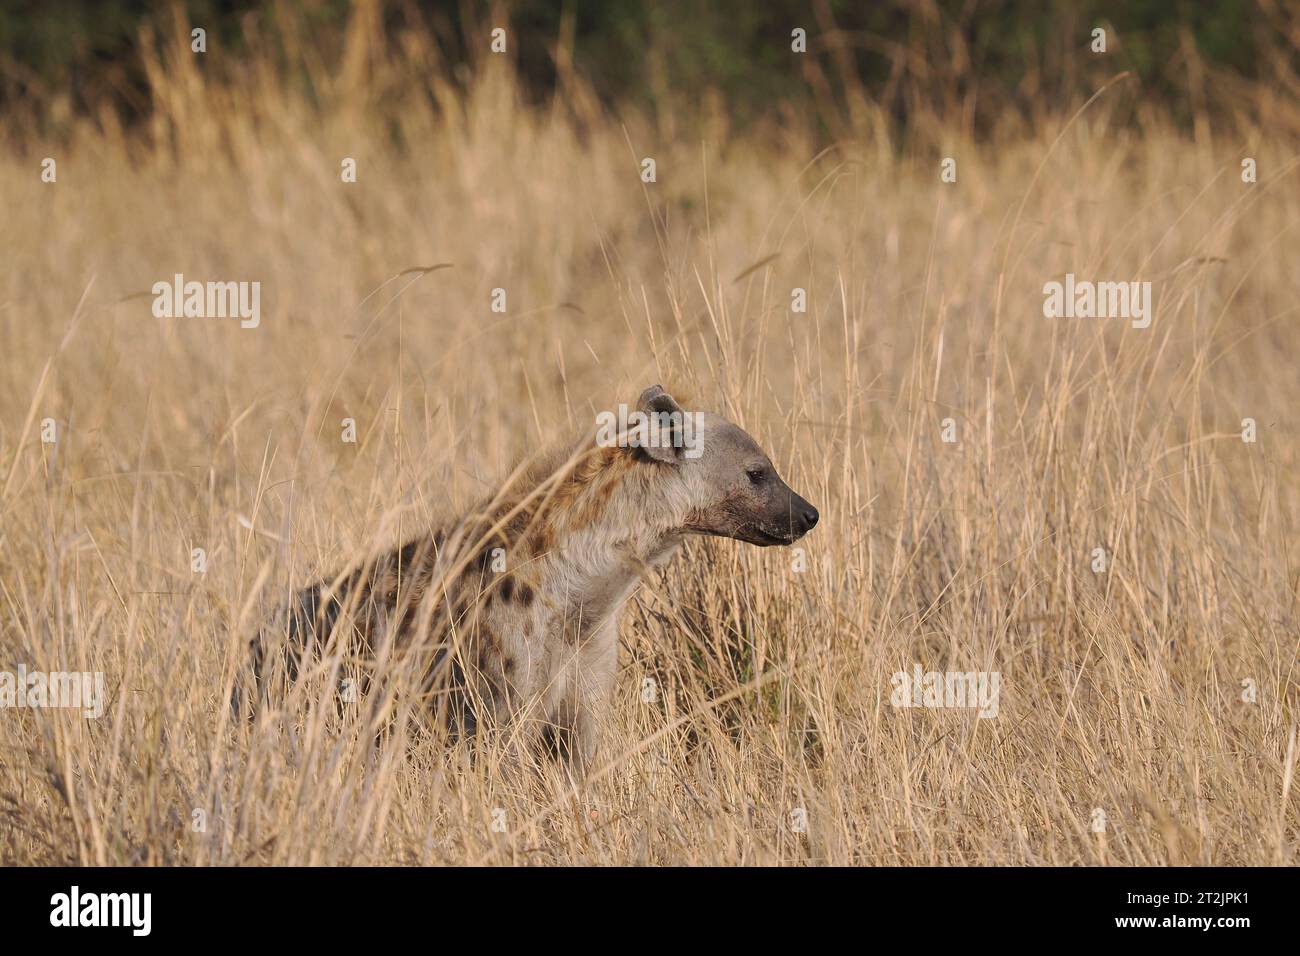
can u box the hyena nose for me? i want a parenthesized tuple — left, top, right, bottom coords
(799, 503, 819, 532)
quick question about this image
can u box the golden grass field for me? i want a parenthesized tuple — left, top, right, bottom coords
(1, 19, 1297, 865)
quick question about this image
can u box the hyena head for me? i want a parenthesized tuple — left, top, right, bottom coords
(632, 385, 819, 546)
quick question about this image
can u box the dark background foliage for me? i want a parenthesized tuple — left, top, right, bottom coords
(0, 1, 1294, 134)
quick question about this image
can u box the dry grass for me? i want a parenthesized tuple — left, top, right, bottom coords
(1, 20, 1297, 866)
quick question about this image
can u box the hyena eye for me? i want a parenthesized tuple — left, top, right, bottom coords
(746, 467, 766, 485)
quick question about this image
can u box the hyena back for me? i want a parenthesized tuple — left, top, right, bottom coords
(240, 386, 818, 770)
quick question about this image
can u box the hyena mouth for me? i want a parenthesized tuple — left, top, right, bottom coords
(750, 525, 801, 546)
(749, 500, 819, 546)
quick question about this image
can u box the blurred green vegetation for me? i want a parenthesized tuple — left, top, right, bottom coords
(0, 0, 1292, 133)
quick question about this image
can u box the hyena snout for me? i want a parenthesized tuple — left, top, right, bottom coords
(783, 488, 819, 539)
(791, 492, 819, 535)
(748, 480, 819, 545)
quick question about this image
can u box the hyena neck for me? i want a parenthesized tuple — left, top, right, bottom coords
(507, 442, 685, 618)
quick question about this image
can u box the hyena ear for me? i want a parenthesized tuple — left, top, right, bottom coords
(634, 385, 685, 465)
(637, 385, 682, 417)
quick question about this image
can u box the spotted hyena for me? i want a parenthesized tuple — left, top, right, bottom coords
(240, 385, 819, 771)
